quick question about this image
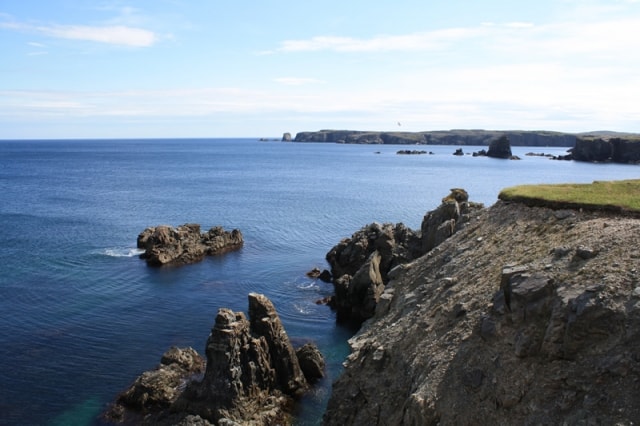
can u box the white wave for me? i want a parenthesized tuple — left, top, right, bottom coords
(296, 281, 320, 291)
(101, 247, 145, 258)
(292, 302, 312, 315)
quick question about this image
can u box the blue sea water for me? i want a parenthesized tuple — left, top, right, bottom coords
(0, 138, 638, 425)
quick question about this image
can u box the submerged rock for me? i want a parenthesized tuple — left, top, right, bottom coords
(137, 224, 243, 266)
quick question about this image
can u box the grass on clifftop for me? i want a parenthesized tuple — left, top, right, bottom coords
(499, 179, 640, 213)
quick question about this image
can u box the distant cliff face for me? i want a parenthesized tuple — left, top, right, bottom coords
(323, 201, 640, 425)
(573, 137, 640, 164)
(293, 130, 577, 147)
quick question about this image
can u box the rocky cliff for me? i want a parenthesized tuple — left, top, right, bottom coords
(573, 136, 640, 164)
(293, 130, 578, 147)
(323, 199, 640, 425)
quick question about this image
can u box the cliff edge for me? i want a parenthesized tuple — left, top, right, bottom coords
(323, 200, 640, 425)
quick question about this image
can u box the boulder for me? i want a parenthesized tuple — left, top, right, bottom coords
(487, 135, 513, 159)
(137, 224, 243, 266)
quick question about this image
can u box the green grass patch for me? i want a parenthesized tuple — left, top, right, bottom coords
(498, 179, 640, 213)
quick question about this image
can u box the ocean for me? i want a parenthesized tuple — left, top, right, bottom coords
(1, 138, 638, 425)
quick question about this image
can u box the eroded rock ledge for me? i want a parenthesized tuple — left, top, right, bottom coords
(105, 293, 324, 425)
(137, 224, 243, 266)
(323, 199, 640, 425)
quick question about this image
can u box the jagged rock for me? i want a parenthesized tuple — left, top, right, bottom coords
(346, 251, 384, 321)
(137, 224, 243, 266)
(296, 343, 325, 383)
(453, 148, 464, 156)
(325, 222, 421, 323)
(325, 191, 482, 324)
(326, 222, 421, 284)
(421, 191, 481, 253)
(282, 132, 292, 142)
(106, 294, 322, 425)
(104, 347, 205, 423)
(487, 135, 513, 159)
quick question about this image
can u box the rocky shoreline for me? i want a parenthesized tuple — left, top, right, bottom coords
(108, 186, 640, 424)
(322, 195, 640, 425)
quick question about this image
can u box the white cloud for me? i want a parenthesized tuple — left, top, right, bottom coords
(274, 77, 325, 86)
(43, 24, 157, 47)
(0, 20, 157, 47)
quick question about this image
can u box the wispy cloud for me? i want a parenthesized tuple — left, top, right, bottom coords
(274, 77, 325, 86)
(278, 27, 485, 53)
(0, 20, 158, 47)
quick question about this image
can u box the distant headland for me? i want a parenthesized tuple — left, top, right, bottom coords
(280, 129, 640, 148)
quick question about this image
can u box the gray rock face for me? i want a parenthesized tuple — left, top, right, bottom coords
(611, 137, 640, 163)
(105, 294, 322, 425)
(137, 224, 243, 266)
(573, 137, 613, 162)
(325, 222, 421, 323)
(323, 201, 640, 425)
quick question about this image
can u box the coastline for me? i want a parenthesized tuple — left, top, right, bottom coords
(322, 195, 640, 424)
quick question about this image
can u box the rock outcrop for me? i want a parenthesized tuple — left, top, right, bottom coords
(106, 293, 323, 425)
(282, 132, 292, 142)
(323, 200, 640, 425)
(324, 189, 482, 324)
(487, 135, 513, 159)
(137, 224, 243, 266)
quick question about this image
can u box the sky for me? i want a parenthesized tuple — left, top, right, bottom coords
(1, 0, 639, 139)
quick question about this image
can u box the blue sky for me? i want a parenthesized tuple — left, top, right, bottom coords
(1, 0, 639, 138)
